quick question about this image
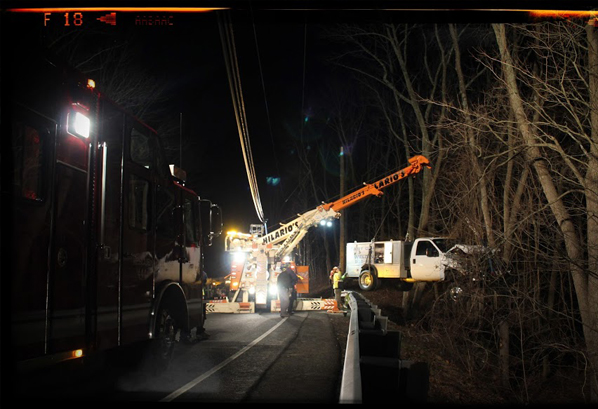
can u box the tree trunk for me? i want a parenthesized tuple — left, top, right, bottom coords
(449, 24, 495, 247)
(387, 25, 437, 234)
(339, 146, 347, 272)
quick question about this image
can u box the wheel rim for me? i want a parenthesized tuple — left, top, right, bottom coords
(360, 272, 373, 288)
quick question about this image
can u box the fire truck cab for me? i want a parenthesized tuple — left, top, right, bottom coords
(3, 48, 222, 373)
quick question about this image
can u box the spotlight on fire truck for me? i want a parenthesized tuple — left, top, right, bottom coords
(67, 111, 90, 138)
(319, 219, 333, 227)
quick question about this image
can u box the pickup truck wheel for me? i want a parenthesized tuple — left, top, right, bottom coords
(359, 270, 378, 291)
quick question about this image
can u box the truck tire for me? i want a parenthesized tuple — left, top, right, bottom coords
(151, 298, 181, 372)
(359, 269, 378, 291)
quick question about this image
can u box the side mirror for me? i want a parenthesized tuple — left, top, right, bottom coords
(200, 199, 222, 246)
(210, 203, 223, 240)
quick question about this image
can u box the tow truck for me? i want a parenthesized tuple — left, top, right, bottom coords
(211, 155, 432, 313)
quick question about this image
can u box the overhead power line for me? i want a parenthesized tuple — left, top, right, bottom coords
(249, 5, 280, 180)
(218, 10, 266, 224)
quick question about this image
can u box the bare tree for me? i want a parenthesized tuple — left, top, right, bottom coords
(43, 27, 168, 120)
(322, 18, 598, 402)
(492, 21, 598, 401)
(327, 24, 451, 236)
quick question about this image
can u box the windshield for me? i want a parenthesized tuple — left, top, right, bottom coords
(432, 238, 455, 253)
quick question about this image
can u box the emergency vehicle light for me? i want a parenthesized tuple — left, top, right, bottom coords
(87, 79, 96, 89)
(67, 111, 90, 138)
(227, 231, 252, 238)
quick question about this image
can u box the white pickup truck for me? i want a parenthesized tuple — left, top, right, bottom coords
(346, 238, 483, 291)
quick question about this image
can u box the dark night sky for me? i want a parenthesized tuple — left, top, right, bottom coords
(146, 11, 329, 229)
(84, 10, 320, 273)
(137, 10, 333, 233)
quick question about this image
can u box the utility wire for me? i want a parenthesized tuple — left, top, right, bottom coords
(250, 4, 279, 179)
(218, 10, 265, 224)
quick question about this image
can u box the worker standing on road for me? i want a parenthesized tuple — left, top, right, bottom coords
(331, 266, 348, 310)
(277, 264, 294, 318)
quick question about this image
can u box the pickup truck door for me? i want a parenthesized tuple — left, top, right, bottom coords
(410, 239, 443, 281)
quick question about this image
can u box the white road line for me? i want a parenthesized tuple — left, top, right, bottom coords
(160, 317, 288, 402)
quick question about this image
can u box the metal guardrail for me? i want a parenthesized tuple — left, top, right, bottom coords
(339, 292, 362, 403)
(339, 291, 430, 404)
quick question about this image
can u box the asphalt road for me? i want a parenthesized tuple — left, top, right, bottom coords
(13, 310, 350, 403)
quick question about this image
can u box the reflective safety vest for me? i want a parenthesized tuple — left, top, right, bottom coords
(333, 270, 347, 289)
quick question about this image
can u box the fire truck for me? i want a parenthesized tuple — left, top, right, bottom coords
(223, 155, 432, 311)
(3, 49, 222, 373)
